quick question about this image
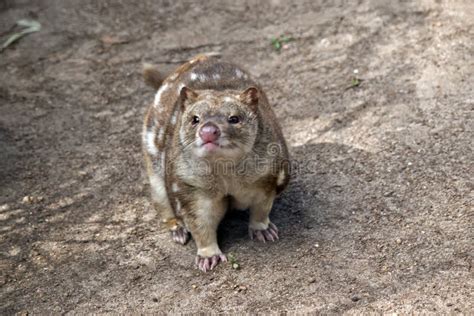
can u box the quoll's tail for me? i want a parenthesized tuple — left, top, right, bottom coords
(142, 63, 164, 90)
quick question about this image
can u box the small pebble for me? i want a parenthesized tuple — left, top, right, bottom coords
(351, 295, 361, 302)
(21, 195, 44, 204)
(78, 170, 88, 177)
(22, 196, 32, 204)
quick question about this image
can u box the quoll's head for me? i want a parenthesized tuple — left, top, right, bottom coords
(178, 86, 260, 159)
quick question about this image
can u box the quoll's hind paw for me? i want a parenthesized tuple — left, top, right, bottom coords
(171, 227, 190, 245)
(249, 222, 279, 242)
(195, 254, 227, 272)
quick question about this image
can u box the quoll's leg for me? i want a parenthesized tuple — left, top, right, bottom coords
(185, 196, 228, 272)
(248, 190, 279, 242)
(149, 173, 189, 245)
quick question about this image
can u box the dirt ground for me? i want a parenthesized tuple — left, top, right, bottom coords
(0, 0, 472, 314)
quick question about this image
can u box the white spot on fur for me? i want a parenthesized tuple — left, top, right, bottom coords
(175, 199, 181, 211)
(149, 174, 167, 201)
(154, 83, 169, 108)
(212, 73, 221, 80)
(161, 151, 166, 170)
(190, 72, 198, 81)
(172, 182, 179, 192)
(224, 97, 233, 102)
(179, 125, 187, 145)
(189, 59, 197, 64)
(177, 82, 185, 94)
(157, 128, 165, 143)
(170, 113, 177, 125)
(146, 129, 158, 156)
(198, 74, 207, 82)
(277, 169, 286, 186)
(235, 69, 247, 79)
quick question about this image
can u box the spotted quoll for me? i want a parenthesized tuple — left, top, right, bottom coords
(142, 54, 290, 272)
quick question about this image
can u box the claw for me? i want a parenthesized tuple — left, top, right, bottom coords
(198, 259, 206, 272)
(262, 229, 274, 241)
(171, 227, 190, 245)
(210, 256, 218, 270)
(255, 230, 266, 243)
(195, 254, 227, 272)
(250, 222, 279, 242)
(269, 222, 279, 233)
(268, 227, 279, 240)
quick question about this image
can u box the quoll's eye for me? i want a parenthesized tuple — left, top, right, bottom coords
(192, 116, 200, 125)
(228, 116, 240, 124)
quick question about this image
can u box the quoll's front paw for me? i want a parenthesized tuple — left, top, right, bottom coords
(195, 254, 227, 272)
(171, 226, 190, 245)
(249, 222, 279, 242)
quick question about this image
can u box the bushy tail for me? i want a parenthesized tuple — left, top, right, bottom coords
(142, 63, 164, 90)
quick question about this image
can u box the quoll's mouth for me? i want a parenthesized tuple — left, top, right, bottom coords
(195, 135, 237, 155)
(202, 141, 219, 151)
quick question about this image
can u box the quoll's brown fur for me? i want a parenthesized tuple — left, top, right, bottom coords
(142, 54, 290, 272)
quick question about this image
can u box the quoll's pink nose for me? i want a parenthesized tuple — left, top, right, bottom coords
(199, 123, 221, 143)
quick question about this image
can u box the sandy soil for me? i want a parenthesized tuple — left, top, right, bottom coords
(0, 0, 473, 314)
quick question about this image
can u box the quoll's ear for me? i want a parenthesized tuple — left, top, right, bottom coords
(239, 87, 259, 108)
(179, 86, 199, 104)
